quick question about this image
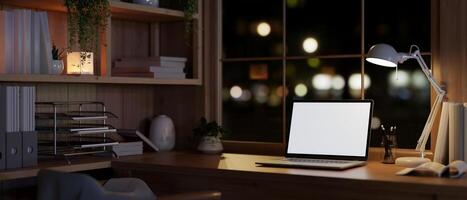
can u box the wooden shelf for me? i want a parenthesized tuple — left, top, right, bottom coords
(0, 74, 201, 85)
(0, 156, 111, 181)
(110, 1, 186, 22)
(0, 0, 67, 12)
(0, 0, 190, 22)
(0, 0, 203, 85)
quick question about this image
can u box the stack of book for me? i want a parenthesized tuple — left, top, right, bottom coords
(112, 56, 186, 79)
(0, 9, 53, 74)
(150, 56, 186, 79)
(111, 141, 143, 156)
(433, 102, 467, 164)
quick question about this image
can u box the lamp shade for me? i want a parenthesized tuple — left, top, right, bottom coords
(366, 44, 399, 67)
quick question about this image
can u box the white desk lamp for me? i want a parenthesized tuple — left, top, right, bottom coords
(366, 44, 446, 167)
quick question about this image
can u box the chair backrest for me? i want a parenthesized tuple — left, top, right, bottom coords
(37, 169, 156, 200)
(37, 169, 105, 200)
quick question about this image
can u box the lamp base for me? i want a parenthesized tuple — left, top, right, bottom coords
(395, 157, 431, 168)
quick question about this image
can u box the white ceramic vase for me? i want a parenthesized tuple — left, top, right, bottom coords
(133, 0, 159, 7)
(51, 60, 64, 74)
(149, 115, 175, 151)
(197, 136, 223, 154)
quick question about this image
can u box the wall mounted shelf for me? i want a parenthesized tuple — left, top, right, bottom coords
(0, 0, 196, 21)
(0, 74, 201, 85)
(0, 0, 203, 85)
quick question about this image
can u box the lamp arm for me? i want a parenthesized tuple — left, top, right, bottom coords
(416, 94, 444, 153)
(412, 51, 445, 96)
(409, 50, 446, 155)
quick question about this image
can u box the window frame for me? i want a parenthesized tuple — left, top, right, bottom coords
(214, 0, 438, 157)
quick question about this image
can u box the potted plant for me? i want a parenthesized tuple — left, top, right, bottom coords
(64, 0, 110, 62)
(51, 44, 65, 74)
(133, 0, 159, 7)
(192, 117, 227, 154)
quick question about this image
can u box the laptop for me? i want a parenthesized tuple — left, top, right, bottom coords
(256, 100, 374, 170)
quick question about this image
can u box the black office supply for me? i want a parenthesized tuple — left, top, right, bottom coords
(0, 131, 5, 170)
(6, 132, 22, 169)
(22, 131, 37, 167)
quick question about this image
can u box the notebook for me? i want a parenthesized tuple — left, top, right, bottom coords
(256, 100, 374, 170)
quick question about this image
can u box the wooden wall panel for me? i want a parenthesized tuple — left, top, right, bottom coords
(47, 11, 67, 51)
(35, 84, 68, 113)
(35, 84, 98, 111)
(111, 19, 150, 65)
(203, 0, 220, 121)
(35, 84, 68, 102)
(96, 85, 123, 128)
(121, 85, 155, 133)
(438, 0, 467, 102)
(160, 22, 189, 58)
(67, 84, 97, 111)
(95, 84, 204, 150)
(430, 0, 467, 150)
(153, 86, 203, 150)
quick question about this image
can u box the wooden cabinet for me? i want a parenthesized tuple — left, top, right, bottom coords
(0, 0, 202, 85)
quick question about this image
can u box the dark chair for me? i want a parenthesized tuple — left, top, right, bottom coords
(37, 170, 221, 200)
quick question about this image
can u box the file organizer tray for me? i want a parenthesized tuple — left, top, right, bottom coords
(36, 101, 119, 163)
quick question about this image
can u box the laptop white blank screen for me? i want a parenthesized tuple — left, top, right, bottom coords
(287, 102, 371, 157)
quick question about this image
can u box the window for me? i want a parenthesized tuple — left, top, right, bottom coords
(221, 0, 431, 149)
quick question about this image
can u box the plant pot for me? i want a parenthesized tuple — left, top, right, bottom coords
(133, 0, 159, 7)
(51, 60, 64, 74)
(149, 115, 175, 151)
(197, 136, 223, 154)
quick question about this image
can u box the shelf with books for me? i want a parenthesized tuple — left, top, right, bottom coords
(108, 0, 203, 83)
(111, 1, 194, 22)
(0, 0, 203, 85)
(0, 0, 195, 22)
(0, 74, 201, 85)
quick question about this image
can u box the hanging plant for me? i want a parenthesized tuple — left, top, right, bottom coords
(184, 0, 197, 47)
(64, 0, 110, 60)
(159, 0, 197, 47)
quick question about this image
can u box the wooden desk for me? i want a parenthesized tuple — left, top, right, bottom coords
(0, 156, 111, 181)
(112, 152, 467, 200)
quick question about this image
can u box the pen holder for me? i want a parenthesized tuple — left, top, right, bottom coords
(381, 134, 397, 164)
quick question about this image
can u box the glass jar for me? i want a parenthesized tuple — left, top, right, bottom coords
(382, 133, 397, 164)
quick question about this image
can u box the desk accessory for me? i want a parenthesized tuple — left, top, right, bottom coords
(396, 160, 467, 178)
(111, 141, 143, 156)
(149, 115, 175, 151)
(117, 129, 159, 152)
(366, 44, 445, 167)
(381, 125, 396, 164)
(36, 101, 118, 163)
